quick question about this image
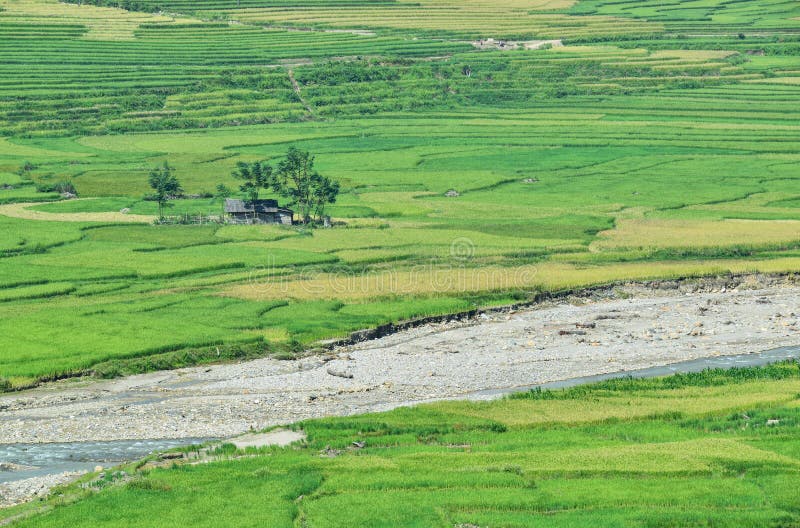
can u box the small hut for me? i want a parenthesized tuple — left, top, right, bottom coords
(224, 198, 293, 225)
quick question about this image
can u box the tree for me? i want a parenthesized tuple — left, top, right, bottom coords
(214, 183, 232, 215)
(232, 161, 272, 204)
(148, 162, 181, 218)
(272, 147, 339, 224)
(310, 173, 340, 222)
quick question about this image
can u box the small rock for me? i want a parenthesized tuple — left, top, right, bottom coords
(320, 446, 341, 458)
(326, 367, 354, 379)
(594, 314, 622, 320)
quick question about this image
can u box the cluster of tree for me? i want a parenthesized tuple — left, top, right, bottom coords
(294, 61, 401, 86)
(35, 181, 78, 196)
(61, 0, 162, 13)
(229, 147, 340, 224)
(147, 162, 182, 218)
(148, 147, 339, 225)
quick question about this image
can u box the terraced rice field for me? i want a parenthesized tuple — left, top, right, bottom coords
(572, 0, 800, 34)
(0, 0, 799, 387)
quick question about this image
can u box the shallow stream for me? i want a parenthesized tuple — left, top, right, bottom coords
(0, 437, 209, 484)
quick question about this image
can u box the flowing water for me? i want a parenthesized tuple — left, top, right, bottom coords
(0, 438, 210, 484)
(466, 345, 800, 397)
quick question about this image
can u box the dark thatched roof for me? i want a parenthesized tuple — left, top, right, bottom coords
(224, 198, 280, 214)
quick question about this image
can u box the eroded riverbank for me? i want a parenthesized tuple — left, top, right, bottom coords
(1, 275, 798, 446)
(1, 274, 799, 507)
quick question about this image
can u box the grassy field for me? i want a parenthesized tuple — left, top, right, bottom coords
(5, 362, 800, 526)
(0, 0, 799, 387)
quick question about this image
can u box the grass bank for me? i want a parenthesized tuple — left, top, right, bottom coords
(1, 271, 796, 392)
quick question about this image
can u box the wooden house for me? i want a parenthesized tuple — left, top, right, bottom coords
(224, 198, 293, 225)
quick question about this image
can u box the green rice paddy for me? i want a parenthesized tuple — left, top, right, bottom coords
(0, 0, 799, 388)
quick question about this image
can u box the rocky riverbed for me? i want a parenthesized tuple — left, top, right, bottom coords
(1, 275, 800, 508)
(1, 275, 798, 447)
(0, 472, 84, 509)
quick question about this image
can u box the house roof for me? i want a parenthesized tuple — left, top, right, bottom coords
(224, 198, 280, 214)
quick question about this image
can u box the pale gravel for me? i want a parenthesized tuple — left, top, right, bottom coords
(0, 472, 85, 509)
(0, 278, 798, 445)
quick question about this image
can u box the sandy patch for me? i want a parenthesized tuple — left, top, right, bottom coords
(230, 429, 305, 449)
(0, 201, 154, 223)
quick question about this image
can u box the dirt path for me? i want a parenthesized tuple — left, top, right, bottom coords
(1, 275, 798, 445)
(0, 201, 154, 223)
(287, 69, 315, 118)
(260, 24, 376, 37)
(472, 38, 562, 50)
